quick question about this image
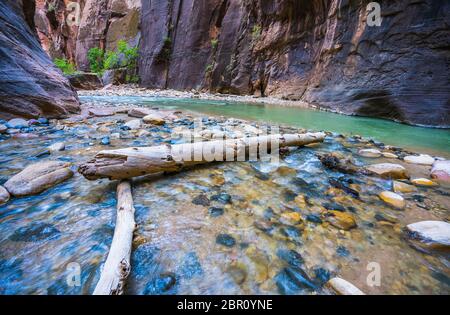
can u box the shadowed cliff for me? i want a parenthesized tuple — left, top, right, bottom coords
(0, 0, 80, 119)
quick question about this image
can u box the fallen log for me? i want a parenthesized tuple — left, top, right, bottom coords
(93, 181, 136, 295)
(79, 132, 326, 180)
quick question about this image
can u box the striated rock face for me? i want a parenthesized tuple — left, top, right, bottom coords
(34, 0, 141, 71)
(139, 0, 450, 127)
(34, 0, 86, 62)
(0, 0, 80, 119)
(75, 0, 141, 71)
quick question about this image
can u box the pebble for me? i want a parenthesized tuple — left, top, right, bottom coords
(393, 181, 417, 193)
(326, 211, 357, 230)
(404, 154, 435, 166)
(277, 249, 304, 268)
(48, 142, 65, 152)
(227, 265, 247, 285)
(430, 160, 450, 183)
(4, 161, 74, 197)
(306, 214, 322, 224)
(143, 273, 176, 294)
(211, 193, 232, 204)
(100, 136, 111, 145)
(192, 194, 210, 207)
(379, 191, 405, 209)
(366, 163, 409, 179)
(382, 152, 398, 159)
(143, 114, 166, 126)
(358, 148, 381, 158)
(208, 207, 224, 217)
(411, 178, 438, 187)
(0, 124, 7, 134)
(0, 185, 10, 205)
(216, 234, 236, 247)
(280, 212, 302, 225)
(406, 221, 450, 249)
(124, 119, 142, 130)
(6, 118, 28, 129)
(326, 277, 365, 295)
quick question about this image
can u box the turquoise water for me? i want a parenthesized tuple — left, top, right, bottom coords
(80, 96, 450, 157)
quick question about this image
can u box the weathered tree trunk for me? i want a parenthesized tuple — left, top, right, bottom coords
(93, 181, 136, 295)
(79, 132, 325, 180)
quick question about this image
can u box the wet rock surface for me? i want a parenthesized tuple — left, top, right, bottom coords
(0, 0, 80, 120)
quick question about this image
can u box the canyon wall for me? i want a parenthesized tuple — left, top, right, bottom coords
(0, 0, 80, 119)
(34, 0, 141, 71)
(139, 0, 450, 127)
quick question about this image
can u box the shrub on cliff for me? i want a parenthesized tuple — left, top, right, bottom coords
(87, 47, 105, 74)
(54, 58, 76, 75)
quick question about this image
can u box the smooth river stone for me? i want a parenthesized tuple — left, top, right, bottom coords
(430, 160, 450, 183)
(124, 119, 142, 130)
(393, 181, 417, 193)
(411, 178, 438, 187)
(379, 191, 405, 209)
(0, 185, 10, 205)
(358, 148, 381, 158)
(406, 221, 450, 248)
(382, 152, 398, 159)
(327, 277, 365, 295)
(6, 118, 27, 129)
(326, 211, 357, 230)
(4, 161, 73, 197)
(128, 108, 153, 118)
(403, 154, 435, 166)
(48, 142, 65, 152)
(366, 163, 409, 179)
(0, 124, 7, 134)
(143, 114, 165, 126)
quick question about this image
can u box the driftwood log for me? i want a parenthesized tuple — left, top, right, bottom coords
(93, 181, 136, 295)
(79, 133, 326, 180)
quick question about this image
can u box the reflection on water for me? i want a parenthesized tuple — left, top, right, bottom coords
(80, 96, 450, 157)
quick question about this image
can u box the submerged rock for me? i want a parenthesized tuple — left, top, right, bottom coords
(280, 212, 302, 225)
(192, 194, 210, 207)
(404, 154, 435, 166)
(143, 273, 177, 295)
(379, 191, 405, 209)
(4, 161, 73, 197)
(306, 214, 323, 224)
(393, 181, 417, 193)
(0, 185, 10, 205)
(6, 118, 28, 129)
(326, 211, 357, 230)
(358, 148, 381, 158)
(277, 249, 304, 268)
(9, 223, 60, 242)
(211, 193, 232, 204)
(227, 264, 247, 285)
(430, 160, 450, 183)
(48, 142, 65, 152)
(326, 277, 365, 295)
(216, 234, 236, 247)
(208, 207, 224, 217)
(411, 178, 438, 187)
(366, 163, 409, 179)
(406, 221, 450, 249)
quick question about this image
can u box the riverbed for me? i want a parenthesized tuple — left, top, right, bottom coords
(0, 96, 449, 295)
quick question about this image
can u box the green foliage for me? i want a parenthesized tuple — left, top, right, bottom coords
(252, 25, 262, 40)
(117, 40, 139, 69)
(211, 39, 218, 49)
(104, 50, 120, 70)
(87, 41, 139, 82)
(54, 58, 76, 75)
(157, 37, 172, 63)
(87, 47, 105, 74)
(205, 64, 214, 73)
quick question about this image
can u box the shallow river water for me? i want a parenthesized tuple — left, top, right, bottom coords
(0, 97, 449, 295)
